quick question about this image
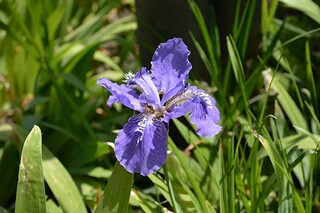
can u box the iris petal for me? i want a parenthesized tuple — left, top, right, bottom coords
(189, 89, 222, 137)
(134, 68, 161, 109)
(151, 38, 191, 99)
(114, 114, 168, 176)
(97, 78, 142, 112)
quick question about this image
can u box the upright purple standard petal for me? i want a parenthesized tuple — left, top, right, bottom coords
(97, 78, 142, 112)
(151, 38, 192, 99)
(189, 89, 222, 137)
(114, 114, 168, 176)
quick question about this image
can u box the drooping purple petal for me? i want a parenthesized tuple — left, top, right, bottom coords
(189, 89, 222, 137)
(151, 38, 192, 99)
(97, 78, 142, 112)
(114, 113, 168, 176)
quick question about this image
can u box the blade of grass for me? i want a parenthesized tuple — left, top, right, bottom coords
(228, 137, 235, 213)
(168, 137, 210, 213)
(253, 131, 305, 212)
(172, 119, 220, 201)
(305, 102, 320, 131)
(261, 0, 279, 36)
(219, 142, 227, 213)
(163, 164, 180, 213)
(305, 40, 318, 115)
(262, 69, 308, 130)
(227, 36, 251, 124)
(237, 0, 257, 59)
(187, 0, 219, 76)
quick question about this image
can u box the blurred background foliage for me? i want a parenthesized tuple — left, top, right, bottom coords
(0, 0, 320, 212)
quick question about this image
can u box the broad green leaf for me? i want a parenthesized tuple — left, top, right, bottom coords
(94, 161, 133, 213)
(15, 125, 46, 213)
(42, 146, 86, 213)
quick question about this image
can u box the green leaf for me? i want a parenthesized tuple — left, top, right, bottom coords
(42, 146, 87, 213)
(148, 173, 171, 204)
(305, 40, 318, 114)
(282, 134, 320, 150)
(69, 166, 112, 179)
(253, 131, 305, 212)
(64, 141, 112, 167)
(280, 0, 320, 24)
(59, 73, 87, 92)
(46, 3, 67, 45)
(129, 189, 158, 213)
(15, 125, 46, 213)
(168, 137, 211, 213)
(261, 0, 279, 36)
(0, 206, 9, 213)
(262, 69, 308, 130)
(94, 161, 133, 213)
(227, 36, 250, 121)
(46, 199, 63, 213)
(187, 0, 219, 76)
(0, 142, 19, 205)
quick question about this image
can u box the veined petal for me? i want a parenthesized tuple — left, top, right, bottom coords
(151, 38, 191, 98)
(114, 114, 168, 176)
(189, 89, 222, 137)
(98, 78, 143, 112)
(135, 68, 161, 109)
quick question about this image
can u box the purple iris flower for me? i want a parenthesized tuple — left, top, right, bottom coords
(98, 38, 221, 176)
